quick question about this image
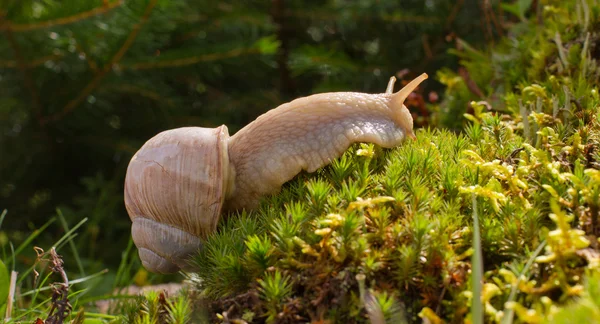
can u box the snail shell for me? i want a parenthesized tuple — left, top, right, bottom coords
(124, 126, 232, 273)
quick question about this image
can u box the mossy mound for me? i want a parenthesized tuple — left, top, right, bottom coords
(181, 1, 600, 323)
(179, 1, 600, 323)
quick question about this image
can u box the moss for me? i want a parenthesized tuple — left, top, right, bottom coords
(187, 1, 600, 323)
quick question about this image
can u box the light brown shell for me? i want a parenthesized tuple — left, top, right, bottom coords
(124, 126, 231, 273)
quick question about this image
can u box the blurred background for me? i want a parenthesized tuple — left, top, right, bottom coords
(0, 0, 503, 278)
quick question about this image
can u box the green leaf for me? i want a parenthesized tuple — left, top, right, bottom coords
(0, 259, 9, 308)
(82, 319, 107, 324)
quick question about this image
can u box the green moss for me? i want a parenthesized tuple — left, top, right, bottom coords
(188, 1, 600, 323)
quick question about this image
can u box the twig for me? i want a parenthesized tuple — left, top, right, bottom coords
(73, 37, 98, 72)
(421, 34, 433, 59)
(282, 8, 438, 24)
(33, 247, 72, 324)
(99, 84, 175, 107)
(121, 47, 260, 70)
(497, 0, 506, 29)
(0, 0, 123, 32)
(412, 0, 464, 73)
(478, 0, 494, 44)
(486, 0, 503, 37)
(445, 0, 465, 29)
(41, 0, 159, 125)
(50, 248, 69, 286)
(458, 66, 485, 98)
(4, 271, 17, 322)
(0, 54, 64, 68)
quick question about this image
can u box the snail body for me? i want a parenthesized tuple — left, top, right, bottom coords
(124, 73, 428, 273)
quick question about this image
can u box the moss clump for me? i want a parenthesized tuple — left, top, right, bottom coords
(189, 1, 600, 323)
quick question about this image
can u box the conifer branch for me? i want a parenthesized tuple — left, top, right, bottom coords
(1, 25, 43, 124)
(100, 84, 175, 107)
(285, 10, 439, 24)
(0, 54, 63, 68)
(0, 0, 123, 32)
(120, 48, 261, 70)
(41, 0, 158, 125)
(73, 39, 99, 72)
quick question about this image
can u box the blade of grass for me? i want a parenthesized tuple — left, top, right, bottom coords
(83, 312, 119, 320)
(78, 293, 140, 305)
(57, 209, 85, 277)
(113, 237, 136, 290)
(471, 194, 483, 324)
(0, 209, 7, 230)
(18, 218, 87, 285)
(30, 272, 54, 310)
(21, 269, 109, 297)
(4, 217, 55, 266)
(55, 233, 80, 252)
(67, 288, 91, 300)
(52, 217, 88, 250)
(501, 240, 547, 324)
(10, 296, 52, 322)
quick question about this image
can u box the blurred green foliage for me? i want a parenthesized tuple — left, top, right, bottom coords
(0, 0, 496, 272)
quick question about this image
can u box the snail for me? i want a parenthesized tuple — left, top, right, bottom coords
(124, 73, 428, 273)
